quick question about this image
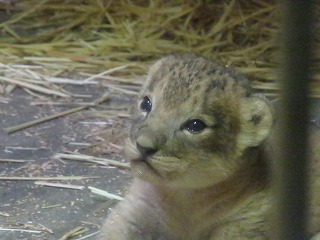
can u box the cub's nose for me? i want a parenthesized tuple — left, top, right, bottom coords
(136, 135, 157, 157)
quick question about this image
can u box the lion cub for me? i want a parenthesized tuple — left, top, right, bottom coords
(99, 55, 320, 240)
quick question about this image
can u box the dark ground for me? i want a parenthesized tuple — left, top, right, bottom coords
(0, 85, 133, 240)
(1, 84, 320, 240)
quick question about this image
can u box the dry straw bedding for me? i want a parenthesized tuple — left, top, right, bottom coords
(0, 0, 319, 99)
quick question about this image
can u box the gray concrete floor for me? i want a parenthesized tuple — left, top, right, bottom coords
(0, 86, 132, 240)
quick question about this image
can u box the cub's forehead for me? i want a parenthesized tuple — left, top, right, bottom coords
(143, 55, 251, 108)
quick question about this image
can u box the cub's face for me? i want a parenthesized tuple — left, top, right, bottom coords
(126, 55, 273, 188)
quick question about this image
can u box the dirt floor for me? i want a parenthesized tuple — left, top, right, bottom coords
(1, 82, 320, 240)
(0, 85, 133, 240)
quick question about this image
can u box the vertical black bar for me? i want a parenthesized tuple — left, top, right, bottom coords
(273, 1, 314, 240)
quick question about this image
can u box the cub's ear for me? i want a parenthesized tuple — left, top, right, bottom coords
(237, 95, 274, 149)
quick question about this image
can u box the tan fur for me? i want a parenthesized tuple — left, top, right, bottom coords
(99, 55, 320, 240)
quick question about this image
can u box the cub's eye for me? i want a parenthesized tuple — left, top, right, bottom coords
(140, 96, 152, 113)
(184, 119, 207, 133)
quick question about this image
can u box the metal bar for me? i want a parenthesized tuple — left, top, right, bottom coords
(273, 1, 314, 239)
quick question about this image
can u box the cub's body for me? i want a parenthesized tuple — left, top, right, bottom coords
(99, 55, 320, 240)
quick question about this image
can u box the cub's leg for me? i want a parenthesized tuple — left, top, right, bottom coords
(210, 222, 268, 240)
(311, 233, 320, 240)
(99, 180, 168, 240)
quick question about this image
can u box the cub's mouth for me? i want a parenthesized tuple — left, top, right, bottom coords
(125, 141, 160, 177)
(130, 157, 161, 180)
(130, 156, 156, 170)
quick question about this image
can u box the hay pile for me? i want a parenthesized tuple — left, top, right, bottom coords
(0, 0, 319, 98)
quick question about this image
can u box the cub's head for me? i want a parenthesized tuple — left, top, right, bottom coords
(126, 55, 273, 188)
